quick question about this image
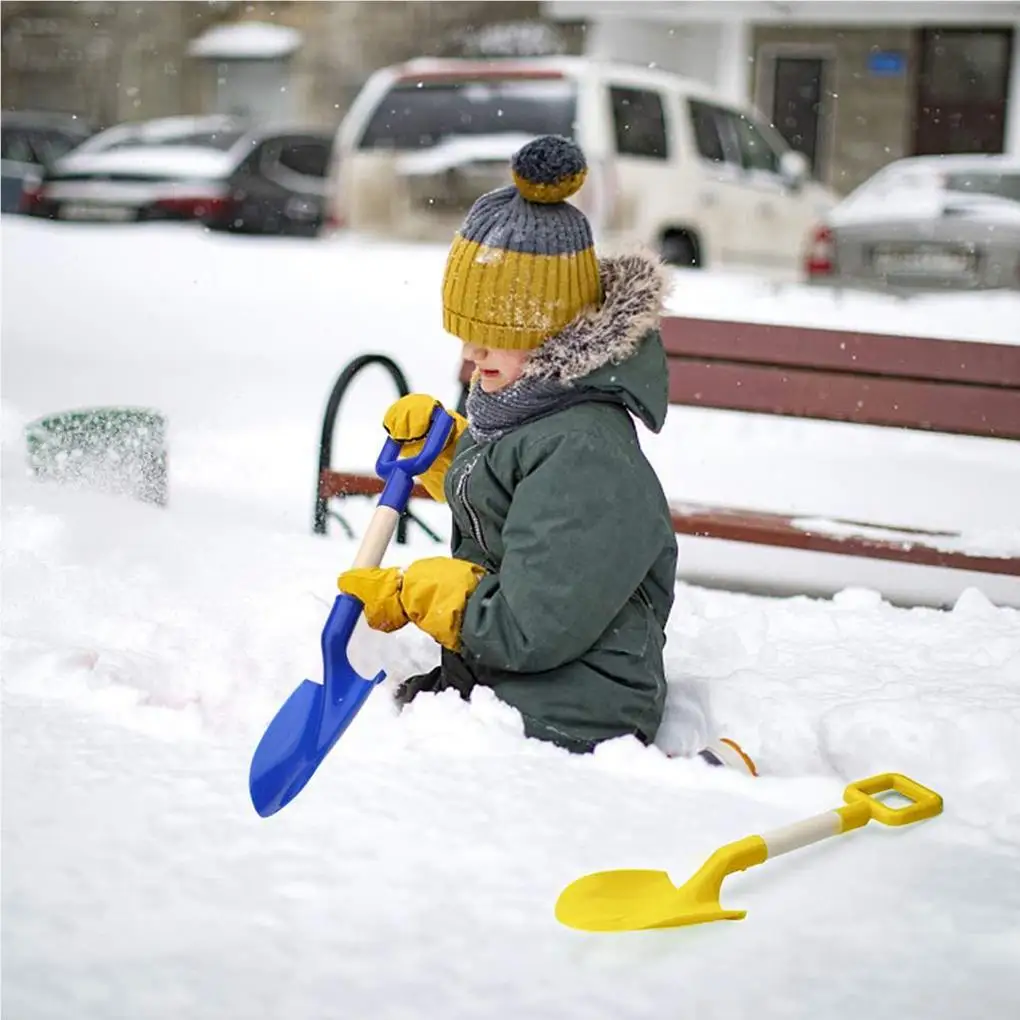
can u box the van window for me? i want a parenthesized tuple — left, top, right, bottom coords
(688, 100, 791, 176)
(358, 78, 577, 150)
(610, 86, 669, 159)
(728, 114, 782, 174)
(688, 101, 728, 163)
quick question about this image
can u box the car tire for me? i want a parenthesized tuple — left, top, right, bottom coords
(661, 231, 701, 268)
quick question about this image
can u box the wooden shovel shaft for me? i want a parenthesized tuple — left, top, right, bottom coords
(761, 802, 871, 860)
(352, 506, 402, 569)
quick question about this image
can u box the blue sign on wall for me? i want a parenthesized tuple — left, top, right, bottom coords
(867, 51, 907, 77)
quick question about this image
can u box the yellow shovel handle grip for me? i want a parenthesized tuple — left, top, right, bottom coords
(760, 773, 943, 861)
(843, 773, 944, 827)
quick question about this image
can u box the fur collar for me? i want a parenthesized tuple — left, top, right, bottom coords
(520, 250, 671, 385)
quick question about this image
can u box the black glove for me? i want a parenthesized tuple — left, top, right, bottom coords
(393, 652, 480, 708)
(393, 667, 443, 707)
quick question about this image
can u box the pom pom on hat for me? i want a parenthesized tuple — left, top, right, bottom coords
(510, 135, 587, 204)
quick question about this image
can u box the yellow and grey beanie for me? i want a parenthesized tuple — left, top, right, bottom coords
(442, 135, 601, 351)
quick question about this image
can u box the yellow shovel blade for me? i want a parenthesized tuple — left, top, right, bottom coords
(555, 837, 768, 932)
(555, 868, 747, 932)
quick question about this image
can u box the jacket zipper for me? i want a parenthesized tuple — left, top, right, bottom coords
(455, 450, 489, 557)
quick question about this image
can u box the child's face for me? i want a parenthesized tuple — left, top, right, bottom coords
(463, 343, 531, 393)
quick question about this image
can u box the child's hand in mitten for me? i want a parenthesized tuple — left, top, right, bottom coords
(399, 557, 486, 651)
(337, 566, 408, 632)
(383, 394, 469, 502)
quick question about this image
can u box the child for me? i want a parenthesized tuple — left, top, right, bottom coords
(338, 135, 755, 775)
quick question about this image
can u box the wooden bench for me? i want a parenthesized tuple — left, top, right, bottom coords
(317, 317, 1020, 608)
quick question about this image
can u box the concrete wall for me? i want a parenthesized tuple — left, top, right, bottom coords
(583, 18, 752, 103)
(189, 0, 548, 130)
(2, 1, 554, 130)
(752, 25, 919, 193)
(1, 1, 225, 126)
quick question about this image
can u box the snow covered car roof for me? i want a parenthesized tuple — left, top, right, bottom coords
(74, 116, 248, 156)
(48, 116, 252, 181)
(828, 154, 1020, 227)
(49, 146, 243, 181)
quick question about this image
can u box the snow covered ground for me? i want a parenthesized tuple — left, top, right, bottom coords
(3, 219, 1020, 1019)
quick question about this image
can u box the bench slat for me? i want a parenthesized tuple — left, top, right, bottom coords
(318, 470, 1019, 577)
(668, 359, 1020, 438)
(670, 503, 1020, 577)
(319, 470, 430, 501)
(661, 317, 1020, 389)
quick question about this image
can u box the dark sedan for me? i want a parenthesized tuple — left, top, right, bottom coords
(204, 130, 333, 236)
(1, 110, 94, 213)
(22, 115, 333, 235)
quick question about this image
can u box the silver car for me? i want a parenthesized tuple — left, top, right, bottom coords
(806, 155, 1020, 293)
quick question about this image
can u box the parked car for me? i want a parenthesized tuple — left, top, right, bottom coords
(806, 155, 1020, 292)
(204, 129, 333, 236)
(328, 56, 838, 275)
(21, 115, 333, 235)
(1, 110, 94, 213)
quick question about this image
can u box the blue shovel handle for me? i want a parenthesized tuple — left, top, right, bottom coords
(249, 407, 455, 817)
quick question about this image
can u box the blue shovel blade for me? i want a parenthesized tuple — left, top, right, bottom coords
(249, 595, 383, 817)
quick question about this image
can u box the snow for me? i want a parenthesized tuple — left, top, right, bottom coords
(3, 218, 1020, 1018)
(791, 516, 1020, 559)
(665, 264, 1020, 342)
(186, 21, 303, 61)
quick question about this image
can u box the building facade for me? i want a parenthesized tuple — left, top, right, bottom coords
(1, 1, 546, 130)
(5, 0, 1017, 195)
(544, 0, 1020, 192)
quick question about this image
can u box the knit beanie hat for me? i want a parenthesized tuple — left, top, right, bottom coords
(441, 135, 601, 351)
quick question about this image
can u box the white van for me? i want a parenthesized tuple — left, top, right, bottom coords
(329, 56, 837, 276)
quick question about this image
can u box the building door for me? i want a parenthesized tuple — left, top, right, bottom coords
(913, 28, 1014, 155)
(771, 57, 825, 174)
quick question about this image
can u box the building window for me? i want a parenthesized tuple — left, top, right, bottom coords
(610, 86, 669, 159)
(914, 27, 1014, 155)
(921, 29, 1012, 102)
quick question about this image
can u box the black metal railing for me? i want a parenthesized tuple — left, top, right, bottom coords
(313, 354, 445, 545)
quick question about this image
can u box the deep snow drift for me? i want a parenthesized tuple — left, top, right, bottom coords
(3, 220, 1020, 1019)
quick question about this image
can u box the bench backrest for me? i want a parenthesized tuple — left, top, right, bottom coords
(660, 317, 1020, 440)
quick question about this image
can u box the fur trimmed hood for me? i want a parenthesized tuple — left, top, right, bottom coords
(521, 250, 671, 385)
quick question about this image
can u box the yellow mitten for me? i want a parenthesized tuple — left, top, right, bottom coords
(337, 566, 408, 632)
(399, 557, 486, 651)
(383, 394, 469, 503)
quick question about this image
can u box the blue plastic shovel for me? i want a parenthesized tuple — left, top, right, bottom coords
(249, 408, 455, 817)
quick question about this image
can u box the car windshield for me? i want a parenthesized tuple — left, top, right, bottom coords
(358, 77, 577, 150)
(944, 171, 1020, 205)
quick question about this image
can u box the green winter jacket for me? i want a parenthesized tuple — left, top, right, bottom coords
(444, 253, 678, 751)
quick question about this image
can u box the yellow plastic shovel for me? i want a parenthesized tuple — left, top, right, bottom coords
(555, 773, 942, 932)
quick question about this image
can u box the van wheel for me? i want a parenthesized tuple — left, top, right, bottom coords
(661, 231, 701, 268)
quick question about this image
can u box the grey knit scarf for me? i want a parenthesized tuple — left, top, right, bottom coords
(465, 376, 577, 443)
(466, 376, 621, 443)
